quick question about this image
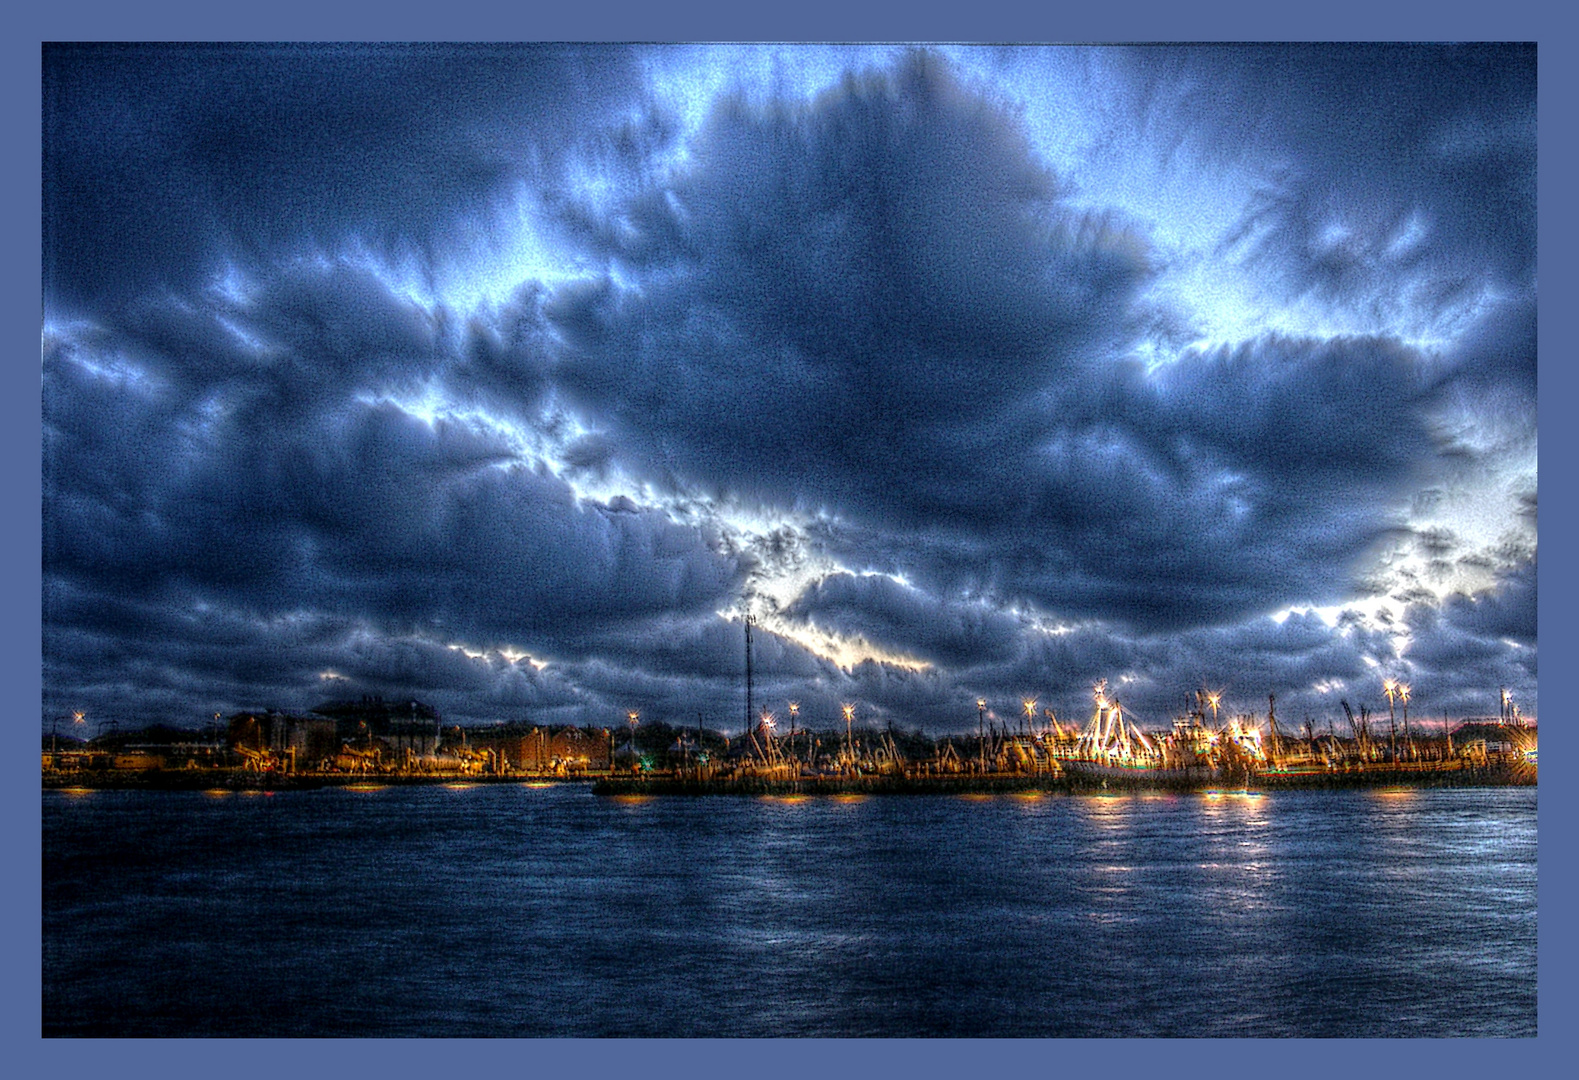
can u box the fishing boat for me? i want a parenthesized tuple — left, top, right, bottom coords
(1056, 682, 1224, 787)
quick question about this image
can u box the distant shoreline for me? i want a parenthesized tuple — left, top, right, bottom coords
(41, 762, 1533, 795)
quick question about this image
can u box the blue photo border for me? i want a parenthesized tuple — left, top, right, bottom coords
(7, 2, 1569, 1074)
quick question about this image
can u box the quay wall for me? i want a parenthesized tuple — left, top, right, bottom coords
(41, 769, 590, 792)
(593, 762, 1532, 797)
(42, 759, 1532, 794)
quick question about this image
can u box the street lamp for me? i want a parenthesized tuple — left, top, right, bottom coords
(842, 704, 855, 768)
(977, 699, 986, 772)
(1399, 683, 1412, 754)
(760, 709, 776, 764)
(788, 701, 799, 761)
(70, 710, 86, 765)
(1023, 698, 1037, 739)
(1383, 679, 1398, 758)
(627, 711, 640, 771)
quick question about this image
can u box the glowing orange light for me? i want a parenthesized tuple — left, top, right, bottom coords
(1371, 787, 1416, 801)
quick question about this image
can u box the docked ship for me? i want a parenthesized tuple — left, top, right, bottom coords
(1055, 682, 1263, 787)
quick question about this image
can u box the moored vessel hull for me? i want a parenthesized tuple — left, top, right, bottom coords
(1059, 758, 1220, 788)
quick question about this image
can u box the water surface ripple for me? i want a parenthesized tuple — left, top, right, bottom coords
(42, 785, 1536, 1037)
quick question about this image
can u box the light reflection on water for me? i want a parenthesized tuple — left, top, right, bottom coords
(43, 784, 1535, 1037)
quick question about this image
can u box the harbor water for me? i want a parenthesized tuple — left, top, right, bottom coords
(42, 784, 1536, 1037)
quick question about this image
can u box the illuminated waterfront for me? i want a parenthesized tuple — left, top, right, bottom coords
(43, 784, 1535, 1037)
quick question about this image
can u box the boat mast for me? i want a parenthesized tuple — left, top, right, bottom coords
(744, 613, 754, 739)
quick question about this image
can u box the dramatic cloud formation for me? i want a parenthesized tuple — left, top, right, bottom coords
(42, 44, 1537, 733)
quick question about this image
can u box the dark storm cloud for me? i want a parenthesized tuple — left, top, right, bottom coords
(1440, 557, 1536, 647)
(1450, 294, 1537, 393)
(760, 596, 1405, 734)
(40, 45, 1537, 732)
(1127, 44, 1537, 309)
(1401, 568, 1538, 720)
(558, 617, 836, 720)
(1430, 295, 1539, 440)
(1144, 335, 1437, 486)
(47, 384, 737, 641)
(1161, 613, 1393, 711)
(43, 253, 745, 725)
(44, 43, 646, 309)
(548, 52, 1150, 503)
(773, 571, 1410, 731)
(545, 52, 1453, 631)
(449, 284, 559, 418)
(785, 572, 1024, 668)
(41, 573, 597, 726)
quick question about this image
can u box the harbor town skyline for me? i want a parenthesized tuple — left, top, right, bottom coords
(42, 44, 1537, 735)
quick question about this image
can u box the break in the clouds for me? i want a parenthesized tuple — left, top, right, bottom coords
(42, 44, 1537, 733)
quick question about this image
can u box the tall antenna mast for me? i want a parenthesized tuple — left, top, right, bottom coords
(744, 612, 754, 737)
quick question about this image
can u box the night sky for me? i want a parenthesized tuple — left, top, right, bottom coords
(41, 44, 1537, 735)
